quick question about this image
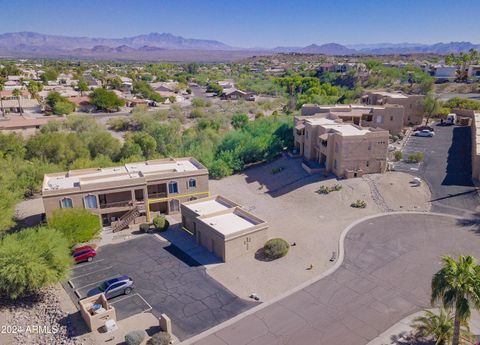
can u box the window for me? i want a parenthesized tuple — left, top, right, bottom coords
(306, 131, 309, 139)
(333, 160, 337, 169)
(366, 161, 370, 167)
(169, 199, 180, 212)
(335, 143, 339, 153)
(368, 143, 372, 151)
(375, 115, 383, 124)
(390, 116, 393, 121)
(188, 179, 197, 188)
(168, 181, 178, 194)
(84, 195, 97, 209)
(61, 198, 73, 208)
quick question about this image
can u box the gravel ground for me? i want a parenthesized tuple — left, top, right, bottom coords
(0, 286, 86, 345)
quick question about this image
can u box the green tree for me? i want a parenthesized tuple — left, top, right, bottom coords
(48, 208, 101, 247)
(54, 100, 75, 115)
(90, 88, 125, 111)
(206, 82, 223, 95)
(231, 113, 249, 129)
(12, 89, 23, 116)
(411, 309, 472, 345)
(422, 93, 441, 125)
(88, 131, 122, 159)
(77, 80, 89, 95)
(431, 255, 480, 345)
(130, 132, 157, 159)
(0, 226, 72, 299)
(27, 80, 43, 99)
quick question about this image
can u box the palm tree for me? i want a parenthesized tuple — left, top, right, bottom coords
(431, 255, 480, 345)
(411, 309, 472, 345)
(11, 89, 23, 116)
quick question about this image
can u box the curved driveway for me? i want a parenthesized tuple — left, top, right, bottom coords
(187, 213, 480, 345)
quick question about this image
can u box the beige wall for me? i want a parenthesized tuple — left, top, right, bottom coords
(453, 108, 480, 181)
(365, 92, 424, 125)
(224, 227, 268, 262)
(43, 166, 209, 223)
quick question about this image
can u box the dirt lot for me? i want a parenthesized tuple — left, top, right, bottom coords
(207, 156, 431, 301)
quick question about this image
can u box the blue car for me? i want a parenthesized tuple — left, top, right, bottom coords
(87, 275, 134, 299)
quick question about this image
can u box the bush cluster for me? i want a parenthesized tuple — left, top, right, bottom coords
(125, 330, 146, 345)
(408, 152, 424, 163)
(351, 200, 367, 208)
(147, 331, 171, 345)
(316, 184, 342, 195)
(153, 215, 170, 232)
(263, 238, 290, 259)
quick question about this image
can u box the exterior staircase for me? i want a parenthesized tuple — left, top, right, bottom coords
(112, 206, 141, 233)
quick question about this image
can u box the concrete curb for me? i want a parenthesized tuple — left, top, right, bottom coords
(180, 211, 462, 345)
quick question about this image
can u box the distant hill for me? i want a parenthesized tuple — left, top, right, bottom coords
(0, 32, 479, 61)
(0, 31, 232, 51)
(298, 43, 357, 55)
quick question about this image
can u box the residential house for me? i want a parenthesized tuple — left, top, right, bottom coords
(0, 116, 59, 136)
(42, 157, 210, 231)
(468, 65, 480, 80)
(181, 195, 268, 262)
(0, 98, 41, 114)
(432, 65, 457, 81)
(221, 88, 255, 101)
(294, 116, 389, 178)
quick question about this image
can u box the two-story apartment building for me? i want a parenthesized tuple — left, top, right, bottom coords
(42, 157, 209, 231)
(362, 91, 425, 125)
(294, 117, 389, 178)
(300, 104, 405, 135)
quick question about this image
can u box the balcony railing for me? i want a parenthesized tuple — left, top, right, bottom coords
(147, 192, 168, 199)
(99, 200, 134, 209)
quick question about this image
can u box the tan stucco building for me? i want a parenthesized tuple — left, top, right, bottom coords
(181, 195, 268, 262)
(301, 104, 405, 135)
(362, 91, 425, 126)
(451, 109, 480, 181)
(294, 116, 389, 178)
(42, 157, 209, 231)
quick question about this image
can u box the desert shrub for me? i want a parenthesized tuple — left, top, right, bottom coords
(408, 151, 424, 163)
(394, 150, 403, 161)
(316, 184, 342, 194)
(0, 226, 72, 299)
(351, 200, 367, 208)
(48, 208, 101, 247)
(139, 223, 150, 233)
(263, 238, 290, 259)
(153, 215, 169, 231)
(147, 331, 172, 345)
(125, 330, 145, 345)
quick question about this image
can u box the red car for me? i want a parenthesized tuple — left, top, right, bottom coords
(72, 246, 96, 263)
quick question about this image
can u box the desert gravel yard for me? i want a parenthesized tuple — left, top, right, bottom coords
(207, 155, 431, 301)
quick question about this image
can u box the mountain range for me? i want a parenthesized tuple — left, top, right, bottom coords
(0, 32, 479, 61)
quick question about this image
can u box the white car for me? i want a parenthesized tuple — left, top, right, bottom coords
(413, 129, 434, 137)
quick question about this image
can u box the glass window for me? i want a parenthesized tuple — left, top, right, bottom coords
(169, 199, 180, 212)
(368, 143, 372, 151)
(335, 143, 339, 153)
(168, 181, 178, 194)
(188, 179, 196, 188)
(333, 160, 337, 169)
(61, 198, 73, 208)
(84, 195, 97, 209)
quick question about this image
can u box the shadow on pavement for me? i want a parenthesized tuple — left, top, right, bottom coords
(442, 126, 474, 187)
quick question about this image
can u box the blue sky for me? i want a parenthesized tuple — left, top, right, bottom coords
(2, 0, 480, 47)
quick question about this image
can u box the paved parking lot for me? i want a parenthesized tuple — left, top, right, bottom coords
(190, 213, 480, 345)
(65, 235, 256, 340)
(394, 124, 479, 215)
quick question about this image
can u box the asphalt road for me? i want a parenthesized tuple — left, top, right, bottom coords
(189, 213, 480, 345)
(66, 235, 256, 340)
(394, 124, 479, 215)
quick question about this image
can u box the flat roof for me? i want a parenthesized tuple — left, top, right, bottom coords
(201, 212, 257, 236)
(183, 198, 232, 216)
(325, 123, 369, 136)
(371, 91, 408, 99)
(43, 158, 204, 191)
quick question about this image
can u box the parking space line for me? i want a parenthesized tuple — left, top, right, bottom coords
(70, 266, 113, 281)
(70, 259, 105, 270)
(109, 293, 152, 312)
